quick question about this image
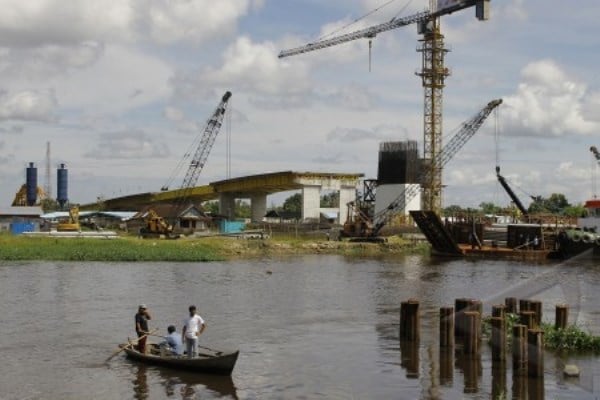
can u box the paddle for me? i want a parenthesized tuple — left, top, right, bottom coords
(105, 327, 159, 362)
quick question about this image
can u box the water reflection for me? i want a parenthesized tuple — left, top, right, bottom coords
(512, 374, 528, 400)
(528, 376, 545, 400)
(456, 352, 481, 394)
(399, 339, 419, 379)
(439, 348, 453, 386)
(491, 359, 507, 399)
(133, 365, 149, 400)
(130, 363, 238, 399)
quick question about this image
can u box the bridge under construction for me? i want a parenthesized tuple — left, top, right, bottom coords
(82, 171, 363, 223)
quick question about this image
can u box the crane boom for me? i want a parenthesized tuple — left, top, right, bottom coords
(371, 98, 502, 235)
(278, 1, 481, 59)
(279, 11, 429, 58)
(180, 91, 232, 191)
(495, 167, 529, 217)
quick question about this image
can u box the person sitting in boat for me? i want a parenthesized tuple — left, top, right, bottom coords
(182, 305, 206, 358)
(159, 325, 183, 356)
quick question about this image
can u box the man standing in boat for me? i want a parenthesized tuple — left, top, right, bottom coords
(182, 305, 206, 358)
(135, 304, 152, 353)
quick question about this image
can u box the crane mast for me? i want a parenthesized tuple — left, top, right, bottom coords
(279, 1, 491, 215)
(371, 98, 502, 236)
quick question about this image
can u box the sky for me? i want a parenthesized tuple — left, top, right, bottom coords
(0, 0, 599, 210)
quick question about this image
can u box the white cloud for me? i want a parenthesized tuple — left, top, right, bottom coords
(0, 89, 58, 122)
(141, 0, 257, 45)
(502, 60, 599, 137)
(0, 0, 260, 47)
(85, 129, 169, 160)
(48, 44, 172, 114)
(0, 0, 134, 46)
(172, 36, 312, 102)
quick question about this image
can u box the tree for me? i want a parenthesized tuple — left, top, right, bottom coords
(479, 202, 502, 215)
(545, 193, 570, 214)
(202, 201, 219, 215)
(283, 193, 302, 213)
(320, 191, 339, 207)
(235, 199, 251, 218)
(527, 193, 571, 214)
(443, 205, 464, 216)
(563, 204, 586, 218)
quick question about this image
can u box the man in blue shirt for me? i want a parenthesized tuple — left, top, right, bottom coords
(160, 325, 183, 356)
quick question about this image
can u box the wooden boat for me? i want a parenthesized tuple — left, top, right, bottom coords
(123, 343, 239, 376)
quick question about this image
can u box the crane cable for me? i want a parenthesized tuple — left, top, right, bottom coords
(317, 0, 411, 41)
(161, 120, 203, 191)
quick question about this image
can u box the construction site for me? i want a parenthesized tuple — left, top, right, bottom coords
(2, 0, 598, 259)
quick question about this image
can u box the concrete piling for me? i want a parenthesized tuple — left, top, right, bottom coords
(519, 310, 536, 329)
(505, 297, 517, 314)
(512, 324, 528, 375)
(530, 300, 543, 327)
(527, 329, 544, 378)
(454, 298, 471, 339)
(491, 317, 506, 361)
(440, 306, 454, 348)
(400, 299, 420, 341)
(555, 304, 569, 329)
(492, 304, 506, 319)
(463, 311, 480, 354)
(491, 304, 506, 361)
(519, 299, 531, 313)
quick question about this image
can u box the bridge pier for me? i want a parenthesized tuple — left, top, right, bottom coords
(250, 194, 267, 223)
(302, 185, 321, 222)
(219, 193, 236, 219)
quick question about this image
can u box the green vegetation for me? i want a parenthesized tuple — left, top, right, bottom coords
(443, 192, 586, 218)
(483, 313, 600, 353)
(0, 235, 223, 262)
(0, 233, 425, 262)
(542, 323, 600, 353)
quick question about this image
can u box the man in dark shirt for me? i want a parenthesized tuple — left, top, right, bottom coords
(135, 304, 152, 353)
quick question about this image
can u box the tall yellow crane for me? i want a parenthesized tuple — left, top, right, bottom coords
(279, 0, 492, 213)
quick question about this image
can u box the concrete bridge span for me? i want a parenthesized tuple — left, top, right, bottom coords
(84, 171, 364, 223)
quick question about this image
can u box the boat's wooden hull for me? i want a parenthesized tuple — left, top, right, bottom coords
(123, 346, 239, 375)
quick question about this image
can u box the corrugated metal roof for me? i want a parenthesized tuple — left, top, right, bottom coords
(0, 206, 44, 216)
(41, 211, 138, 220)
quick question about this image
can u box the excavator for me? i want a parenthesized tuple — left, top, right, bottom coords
(57, 205, 80, 232)
(139, 209, 175, 238)
(340, 98, 502, 240)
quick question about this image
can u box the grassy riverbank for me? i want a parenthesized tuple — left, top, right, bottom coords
(0, 233, 428, 262)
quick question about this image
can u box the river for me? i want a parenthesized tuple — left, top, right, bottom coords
(0, 254, 598, 399)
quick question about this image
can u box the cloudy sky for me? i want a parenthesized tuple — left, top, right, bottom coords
(0, 0, 599, 209)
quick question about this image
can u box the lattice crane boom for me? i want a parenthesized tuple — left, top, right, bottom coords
(180, 91, 232, 191)
(162, 91, 232, 196)
(371, 98, 502, 235)
(279, 11, 430, 59)
(278, 1, 482, 59)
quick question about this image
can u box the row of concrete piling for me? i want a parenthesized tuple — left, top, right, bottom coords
(399, 297, 570, 378)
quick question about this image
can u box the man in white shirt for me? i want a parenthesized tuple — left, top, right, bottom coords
(182, 305, 206, 358)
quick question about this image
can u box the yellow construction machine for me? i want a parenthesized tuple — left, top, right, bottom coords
(57, 205, 80, 231)
(140, 208, 177, 238)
